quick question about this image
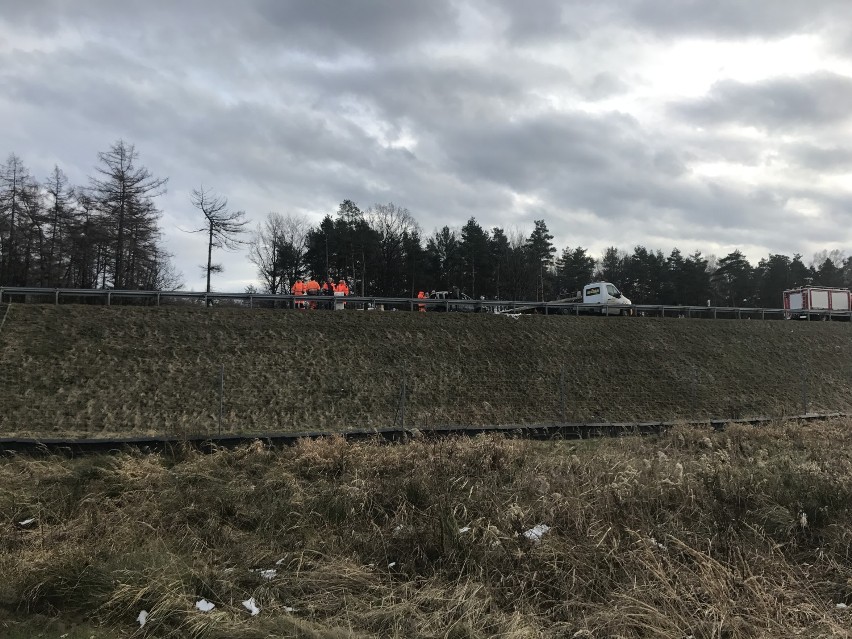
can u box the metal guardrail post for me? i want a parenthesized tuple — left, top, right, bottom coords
(107, 292, 111, 306)
(156, 293, 161, 307)
(54, 289, 59, 305)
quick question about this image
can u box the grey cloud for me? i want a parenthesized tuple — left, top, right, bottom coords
(621, 0, 852, 39)
(784, 143, 852, 172)
(671, 73, 852, 130)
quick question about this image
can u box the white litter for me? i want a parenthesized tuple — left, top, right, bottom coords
(458, 526, 471, 534)
(275, 558, 287, 566)
(283, 606, 297, 613)
(648, 537, 667, 551)
(251, 568, 277, 580)
(137, 610, 149, 627)
(242, 597, 260, 616)
(387, 562, 397, 568)
(17, 518, 36, 527)
(195, 599, 215, 612)
(837, 603, 848, 609)
(523, 524, 550, 543)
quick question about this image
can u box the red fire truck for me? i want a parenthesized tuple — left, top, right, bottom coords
(783, 286, 851, 319)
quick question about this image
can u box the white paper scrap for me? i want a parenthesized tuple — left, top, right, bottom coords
(195, 599, 215, 612)
(458, 526, 471, 534)
(137, 610, 149, 627)
(259, 569, 277, 580)
(283, 606, 296, 613)
(837, 603, 848, 609)
(387, 562, 396, 568)
(523, 524, 550, 543)
(242, 597, 260, 616)
(18, 518, 36, 527)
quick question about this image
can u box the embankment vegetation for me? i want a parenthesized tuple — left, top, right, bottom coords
(1, 304, 851, 438)
(1, 420, 851, 637)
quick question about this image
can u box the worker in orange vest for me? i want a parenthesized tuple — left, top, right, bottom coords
(417, 290, 426, 312)
(305, 277, 321, 309)
(336, 279, 350, 295)
(292, 278, 306, 309)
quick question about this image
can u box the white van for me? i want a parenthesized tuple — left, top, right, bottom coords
(575, 282, 632, 315)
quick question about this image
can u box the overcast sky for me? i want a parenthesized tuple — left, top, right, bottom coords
(2, 0, 852, 291)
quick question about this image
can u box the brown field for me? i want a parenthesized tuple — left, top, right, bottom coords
(1, 420, 851, 637)
(0, 303, 851, 438)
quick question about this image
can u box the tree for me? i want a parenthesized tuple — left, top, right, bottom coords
(0, 154, 35, 286)
(190, 186, 248, 293)
(249, 212, 309, 294)
(525, 220, 556, 300)
(711, 250, 754, 305)
(596, 247, 628, 286)
(556, 247, 595, 297)
(89, 140, 168, 289)
(460, 217, 491, 298)
(425, 226, 463, 291)
(43, 165, 74, 286)
(754, 254, 792, 307)
(367, 202, 419, 296)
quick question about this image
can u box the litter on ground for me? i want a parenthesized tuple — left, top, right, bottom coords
(242, 597, 260, 616)
(458, 526, 471, 533)
(251, 568, 277, 580)
(195, 599, 215, 612)
(137, 610, 148, 627)
(523, 524, 550, 543)
(17, 518, 36, 527)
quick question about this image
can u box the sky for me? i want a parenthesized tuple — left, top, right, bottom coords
(2, 0, 852, 291)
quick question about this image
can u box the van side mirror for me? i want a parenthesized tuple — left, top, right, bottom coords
(614, 292, 622, 298)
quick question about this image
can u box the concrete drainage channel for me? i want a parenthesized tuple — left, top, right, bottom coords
(0, 412, 846, 457)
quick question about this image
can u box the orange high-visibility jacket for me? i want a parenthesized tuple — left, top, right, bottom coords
(336, 281, 350, 295)
(417, 291, 425, 299)
(293, 280, 306, 295)
(306, 279, 321, 293)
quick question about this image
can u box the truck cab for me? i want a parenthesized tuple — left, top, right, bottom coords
(581, 282, 632, 314)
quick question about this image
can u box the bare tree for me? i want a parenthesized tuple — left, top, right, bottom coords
(190, 186, 248, 293)
(367, 202, 419, 296)
(89, 140, 168, 289)
(248, 211, 309, 293)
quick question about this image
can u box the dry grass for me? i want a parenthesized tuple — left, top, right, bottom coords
(0, 304, 851, 439)
(1, 420, 851, 637)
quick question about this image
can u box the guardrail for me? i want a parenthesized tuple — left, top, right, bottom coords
(1, 287, 850, 321)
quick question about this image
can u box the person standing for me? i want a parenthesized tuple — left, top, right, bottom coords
(306, 276, 321, 309)
(292, 278, 306, 309)
(417, 290, 426, 313)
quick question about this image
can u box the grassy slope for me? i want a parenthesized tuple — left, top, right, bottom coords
(0, 304, 851, 438)
(1, 422, 851, 637)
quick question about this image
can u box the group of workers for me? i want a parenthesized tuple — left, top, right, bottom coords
(292, 277, 350, 309)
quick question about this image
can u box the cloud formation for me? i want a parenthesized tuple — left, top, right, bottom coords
(2, 0, 852, 289)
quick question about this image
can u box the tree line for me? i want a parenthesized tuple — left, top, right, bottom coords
(250, 201, 852, 307)
(0, 142, 181, 291)
(3, 144, 851, 306)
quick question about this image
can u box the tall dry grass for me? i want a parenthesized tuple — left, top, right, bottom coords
(1, 420, 851, 637)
